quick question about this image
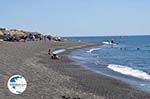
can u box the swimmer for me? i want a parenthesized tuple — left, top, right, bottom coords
(137, 48, 140, 50)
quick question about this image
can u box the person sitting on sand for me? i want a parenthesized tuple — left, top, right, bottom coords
(48, 48, 60, 60)
(48, 48, 52, 55)
(51, 54, 60, 60)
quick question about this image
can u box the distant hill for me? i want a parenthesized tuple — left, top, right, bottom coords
(0, 28, 42, 36)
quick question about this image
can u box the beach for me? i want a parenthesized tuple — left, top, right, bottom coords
(0, 41, 150, 99)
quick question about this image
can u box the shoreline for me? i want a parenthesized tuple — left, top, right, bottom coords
(0, 41, 150, 99)
(51, 42, 150, 99)
(68, 44, 150, 93)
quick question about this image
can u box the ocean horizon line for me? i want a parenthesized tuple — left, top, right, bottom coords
(63, 34, 150, 38)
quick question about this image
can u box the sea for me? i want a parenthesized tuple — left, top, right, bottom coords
(66, 35, 150, 92)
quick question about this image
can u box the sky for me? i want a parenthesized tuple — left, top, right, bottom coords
(0, 0, 150, 36)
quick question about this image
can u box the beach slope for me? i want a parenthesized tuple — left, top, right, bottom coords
(0, 41, 150, 99)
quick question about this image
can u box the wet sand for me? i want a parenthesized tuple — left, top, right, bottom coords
(0, 41, 150, 99)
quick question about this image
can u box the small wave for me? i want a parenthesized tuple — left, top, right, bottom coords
(140, 84, 146, 86)
(107, 64, 150, 80)
(102, 42, 112, 45)
(102, 42, 117, 46)
(71, 56, 86, 60)
(67, 46, 82, 50)
(53, 49, 66, 54)
(87, 48, 101, 53)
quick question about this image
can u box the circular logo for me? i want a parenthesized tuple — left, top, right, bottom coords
(7, 74, 27, 94)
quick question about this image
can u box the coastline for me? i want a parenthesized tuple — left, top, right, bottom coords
(54, 43, 150, 99)
(0, 41, 150, 99)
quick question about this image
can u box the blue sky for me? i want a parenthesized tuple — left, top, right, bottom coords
(0, 0, 150, 36)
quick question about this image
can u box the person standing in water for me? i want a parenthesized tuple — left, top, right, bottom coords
(111, 39, 114, 44)
(111, 39, 115, 48)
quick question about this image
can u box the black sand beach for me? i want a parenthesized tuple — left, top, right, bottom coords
(0, 41, 150, 99)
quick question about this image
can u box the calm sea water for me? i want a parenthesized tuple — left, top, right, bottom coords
(67, 36, 150, 92)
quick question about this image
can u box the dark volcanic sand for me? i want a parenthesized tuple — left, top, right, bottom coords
(0, 41, 150, 99)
